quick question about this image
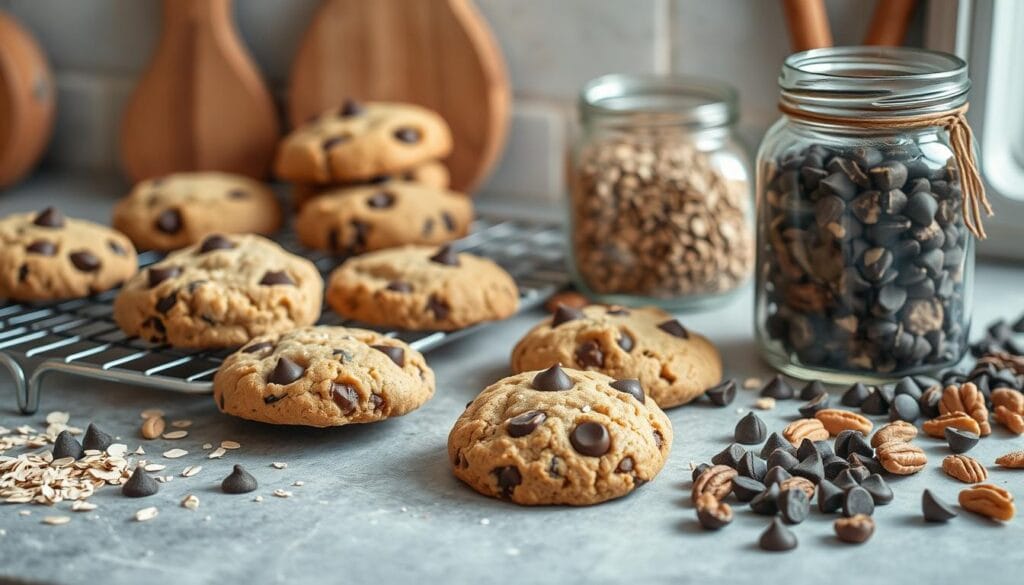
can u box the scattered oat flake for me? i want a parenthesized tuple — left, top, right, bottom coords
(181, 494, 200, 510)
(742, 377, 763, 390)
(202, 443, 213, 450)
(182, 465, 202, 477)
(271, 462, 287, 469)
(107, 443, 128, 458)
(479, 518, 490, 525)
(220, 441, 241, 450)
(207, 448, 226, 459)
(71, 500, 97, 512)
(135, 507, 159, 522)
(170, 420, 192, 428)
(42, 515, 70, 526)
(18, 510, 31, 516)
(163, 449, 188, 459)
(162, 430, 188, 440)
(154, 476, 173, 484)
(253, 495, 263, 503)
(134, 446, 145, 455)
(293, 481, 305, 487)
(272, 489, 292, 498)
(45, 412, 70, 425)
(144, 463, 167, 472)
(754, 397, 777, 410)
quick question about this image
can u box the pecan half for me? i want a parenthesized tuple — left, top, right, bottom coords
(694, 492, 733, 530)
(959, 484, 1016, 522)
(870, 420, 918, 449)
(995, 451, 1024, 469)
(939, 382, 991, 436)
(922, 412, 981, 438)
(834, 514, 875, 543)
(991, 388, 1024, 415)
(815, 408, 873, 436)
(783, 418, 830, 446)
(691, 464, 737, 501)
(140, 416, 166, 440)
(994, 405, 1024, 435)
(779, 476, 816, 500)
(942, 454, 988, 483)
(876, 441, 927, 475)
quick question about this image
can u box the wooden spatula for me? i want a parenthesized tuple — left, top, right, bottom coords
(119, 0, 279, 181)
(287, 0, 510, 193)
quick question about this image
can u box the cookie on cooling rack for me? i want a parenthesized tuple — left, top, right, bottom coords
(113, 234, 322, 348)
(213, 326, 435, 427)
(326, 244, 519, 331)
(0, 207, 138, 301)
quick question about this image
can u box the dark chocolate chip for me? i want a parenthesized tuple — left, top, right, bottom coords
(429, 245, 459, 267)
(889, 393, 920, 422)
(69, 251, 101, 272)
(228, 188, 247, 199)
(841, 383, 872, 407)
(763, 466, 792, 487)
(371, 344, 405, 367)
(26, 240, 56, 256)
(268, 356, 305, 385)
(155, 291, 178, 314)
(870, 161, 908, 190)
(760, 375, 794, 400)
(657, 319, 689, 338)
(123, 466, 160, 497)
(370, 393, 385, 411)
(835, 430, 872, 459)
(893, 377, 923, 399)
(823, 454, 850, 480)
(339, 98, 363, 117)
(795, 438, 819, 461)
(221, 464, 258, 494)
(704, 379, 736, 407)
(732, 476, 767, 502)
(551, 304, 585, 327)
(199, 234, 235, 253)
(906, 191, 939, 225)
(734, 412, 767, 445)
(817, 479, 844, 513)
(51, 430, 84, 460)
(442, 212, 456, 232)
(427, 295, 450, 320)
(82, 423, 113, 452)
(760, 432, 796, 459)
(532, 364, 573, 391)
(386, 281, 412, 293)
(574, 340, 604, 368)
(922, 489, 958, 522)
(712, 443, 747, 468)
(33, 207, 65, 228)
(331, 382, 359, 415)
(798, 392, 830, 417)
(570, 422, 610, 457)
(507, 410, 547, 437)
(610, 379, 645, 404)
(155, 208, 182, 234)
(759, 517, 798, 552)
(393, 127, 421, 143)
(263, 393, 283, 404)
(848, 452, 883, 475)
(792, 450, 824, 483)
(737, 451, 767, 482)
(750, 483, 782, 516)
(242, 341, 273, 354)
(767, 448, 800, 472)
(617, 331, 634, 352)
(860, 474, 893, 505)
(259, 270, 294, 286)
(367, 191, 396, 209)
(799, 380, 827, 400)
(494, 466, 521, 498)
(944, 427, 979, 454)
(779, 486, 810, 525)
(691, 463, 711, 482)
(843, 486, 875, 518)
(860, 386, 893, 415)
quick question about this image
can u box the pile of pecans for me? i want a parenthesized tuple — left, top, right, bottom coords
(570, 135, 753, 299)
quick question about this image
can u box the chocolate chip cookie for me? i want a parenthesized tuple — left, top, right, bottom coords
(511, 305, 722, 408)
(0, 207, 138, 301)
(213, 326, 435, 427)
(274, 100, 453, 184)
(295, 183, 473, 254)
(113, 234, 322, 348)
(291, 160, 450, 210)
(326, 245, 518, 331)
(112, 172, 282, 251)
(448, 365, 672, 506)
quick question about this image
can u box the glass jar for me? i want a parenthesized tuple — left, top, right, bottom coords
(568, 74, 753, 310)
(755, 47, 975, 383)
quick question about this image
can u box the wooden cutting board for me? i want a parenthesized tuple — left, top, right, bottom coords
(287, 0, 510, 193)
(119, 0, 279, 181)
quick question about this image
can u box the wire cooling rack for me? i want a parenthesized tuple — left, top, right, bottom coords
(0, 215, 568, 415)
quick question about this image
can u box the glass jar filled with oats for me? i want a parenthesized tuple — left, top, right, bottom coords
(569, 74, 753, 310)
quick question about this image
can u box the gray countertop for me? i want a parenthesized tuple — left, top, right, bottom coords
(1, 173, 1022, 585)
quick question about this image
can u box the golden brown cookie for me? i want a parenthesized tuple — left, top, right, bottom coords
(213, 326, 435, 427)
(0, 207, 137, 301)
(448, 366, 672, 506)
(290, 160, 450, 210)
(326, 245, 519, 331)
(113, 234, 322, 348)
(275, 101, 452, 184)
(295, 183, 473, 254)
(112, 172, 282, 251)
(511, 305, 722, 408)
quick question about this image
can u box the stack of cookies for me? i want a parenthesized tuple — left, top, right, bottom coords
(274, 100, 473, 255)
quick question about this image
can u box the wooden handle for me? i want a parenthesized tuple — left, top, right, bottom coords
(864, 0, 917, 46)
(781, 0, 833, 52)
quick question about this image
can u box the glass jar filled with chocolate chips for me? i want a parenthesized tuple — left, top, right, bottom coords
(756, 47, 990, 383)
(569, 74, 754, 310)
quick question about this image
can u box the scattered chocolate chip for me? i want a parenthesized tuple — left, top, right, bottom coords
(860, 386, 893, 415)
(155, 291, 178, 314)
(371, 345, 405, 367)
(386, 281, 412, 293)
(759, 517, 798, 552)
(798, 392, 830, 417)
(260, 270, 294, 286)
(332, 382, 359, 415)
(69, 251, 101, 272)
(610, 379, 644, 404)
(767, 448, 800, 472)
(507, 411, 547, 437)
(570, 422, 610, 457)
(893, 377, 923, 399)
(712, 443, 747, 468)
(763, 466, 792, 487)
(429, 245, 459, 266)
(799, 380, 827, 400)
(494, 466, 521, 498)
(834, 430, 872, 459)
(696, 499, 734, 530)
(848, 452, 883, 475)
(795, 439, 818, 461)
(122, 466, 160, 497)
(889, 393, 920, 422)
(843, 486, 875, 517)
(199, 234, 235, 253)
(761, 432, 796, 459)
(732, 476, 767, 502)
(221, 464, 258, 494)
(817, 479, 844, 513)
(841, 382, 872, 407)
(339, 98, 363, 117)
(792, 450, 824, 483)
(823, 454, 850, 480)
(734, 412, 767, 445)
(427, 295, 450, 320)
(51, 430, 84, 460)
(691, 463, 711, 482)
(242, 341, 273, 354)
(847, 464, 872, 483)
(82, 423, 113, 452)
(761, 375, 795, 399)
(393, 127, 421, 143)
(750, 484, 782, 516)
(737, 451, 767, 482)
(779, 486, 810, 524)
(922, 489, 958, 522)
(575, 340, 604, 368)
(148, 266, 181, 288)
(26, 240, 56, 256)
(657, 319, 689, 338)
(860, 474, 893, 505)
(944, 427, 979, 454)
(367, 191, 396, 208)
(155, 209, 182, 233)
(705, 379, 736, 407)
(33, 207, 65, 228)
(268, 356, 305, 385)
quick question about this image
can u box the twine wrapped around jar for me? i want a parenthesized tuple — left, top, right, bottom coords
(778, 102, 992, 238)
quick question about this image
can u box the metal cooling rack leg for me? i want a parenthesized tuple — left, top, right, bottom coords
(0, 351, 30, 415)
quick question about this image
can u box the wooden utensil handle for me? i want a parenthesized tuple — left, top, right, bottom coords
(781, 0, 833, 52)
(864, 0, 917, 46)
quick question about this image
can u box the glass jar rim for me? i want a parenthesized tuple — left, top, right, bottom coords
(779, 46, 970, 118)
(579, 74, 738, 129)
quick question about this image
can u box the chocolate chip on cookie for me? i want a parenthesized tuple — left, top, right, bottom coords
(533, 364, 573, 391)
(34, 207, 65, 228)
(386, 280, 412, 293)
(155, 209, 182, 234)
(148, 265, 181, 287)
(552, 305, 585, 327)
(26, 240, 56, 256)
(393, 127, 421, 144)
(658, 319, 690, 338)
(367, 191, 396, 209)
(371, 344, 405, 367)
(610, 379, 645, 404)
(507, 411, 547, 437)
(199, 234, 236, 253)
(260, 270, 294, 286)
(575, 341, 604, 368)
(339, 98, 363, 117)
(331, 382, 359, 414)
(429, 245, 459, 267)
(268, 357, 305, 385)
(571, 422, 611, 456)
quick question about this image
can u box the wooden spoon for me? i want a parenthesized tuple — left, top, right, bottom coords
(287, 0, 510, 193)
(119, 0, 279, 181)
(781, 0, 833, 52)
(864, 0, 917, 46)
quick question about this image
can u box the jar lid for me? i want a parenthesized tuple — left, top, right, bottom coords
(779, 46, 970, 117)
(579, 74, 738, 129)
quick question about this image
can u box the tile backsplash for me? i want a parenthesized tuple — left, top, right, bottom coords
(0, 0, 924, 203)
